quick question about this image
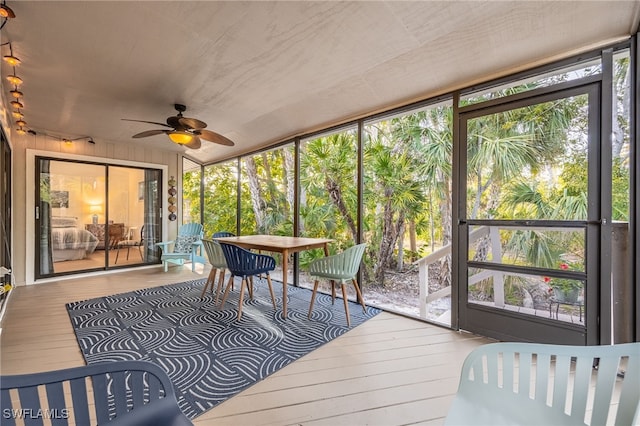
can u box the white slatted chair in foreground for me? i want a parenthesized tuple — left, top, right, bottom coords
(445, 341, 640, 426)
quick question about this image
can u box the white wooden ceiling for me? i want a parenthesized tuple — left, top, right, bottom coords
(2, 1, 639, 163)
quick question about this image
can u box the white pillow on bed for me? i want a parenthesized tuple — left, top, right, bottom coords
(51, 216, 78, 228)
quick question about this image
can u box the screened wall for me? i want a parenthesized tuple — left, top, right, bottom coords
(183, 38, 637, 342)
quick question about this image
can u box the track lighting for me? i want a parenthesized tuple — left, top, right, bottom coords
(6, 74, 22, 85)
(0, 1, 15, 19)
(3, 53, 19, 66)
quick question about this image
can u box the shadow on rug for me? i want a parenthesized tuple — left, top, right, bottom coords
(66, 278, 381, 419)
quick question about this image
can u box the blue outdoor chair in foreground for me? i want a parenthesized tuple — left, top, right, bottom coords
(1, 360, 193, 426)
(308, 243, 367, 327)
(218, 242, 277, 320)
(445, 341, 640, 426)
(156, 223, 205, 272)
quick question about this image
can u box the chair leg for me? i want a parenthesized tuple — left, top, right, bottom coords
(163, 260, 169, 272)
(237, 278, 247, 320)
(352, 278, 367, 312)
(201, 267, 217, 298)
(266, 274, 277, 309)
(308, 279, 320, 319)
(341, 283, 351, 327)
(214, 269, 225, 304)
(331, 281, 336, 305)
(248, 276, 254, 300)
(219, 275, 235, 309)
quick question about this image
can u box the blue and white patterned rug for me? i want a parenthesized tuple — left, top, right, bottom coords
(66, 278, 380, 419)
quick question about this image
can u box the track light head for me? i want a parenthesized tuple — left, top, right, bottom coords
(0, 2, 15, 19)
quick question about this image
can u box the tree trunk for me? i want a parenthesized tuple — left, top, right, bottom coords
(396, 214, 406, 272)
(283, 148, 295, 219)
(409, 219, 417, 254)
(245, 157, 265, 232)
(375, 190, 398, 285)
(439, 176, 452, 288)
(325, 177, 357, 240)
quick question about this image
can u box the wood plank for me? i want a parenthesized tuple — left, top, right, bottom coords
(0, 267, 494, 425)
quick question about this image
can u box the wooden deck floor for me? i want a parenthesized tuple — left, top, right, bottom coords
(0, 265, 493, 425)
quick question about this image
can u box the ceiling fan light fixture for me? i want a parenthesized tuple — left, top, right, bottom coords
(168, 131, 193, 145)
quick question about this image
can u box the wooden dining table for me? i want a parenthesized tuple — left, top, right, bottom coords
(215, 235, 332, 318)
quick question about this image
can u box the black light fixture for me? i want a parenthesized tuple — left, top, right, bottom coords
(6, 73, 22, 86)
(0, 1, 15, 19)
(2, 43, 20, 66)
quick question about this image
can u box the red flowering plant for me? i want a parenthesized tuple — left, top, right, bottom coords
(544, 261, 583, 297)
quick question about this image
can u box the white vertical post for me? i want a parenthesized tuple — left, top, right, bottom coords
(490, 226, 505, 307)
(419, 260, 427, 319)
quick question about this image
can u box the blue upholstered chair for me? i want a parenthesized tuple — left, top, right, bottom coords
(0, 360, 192, 425)
(307, 243, 367, 327)
(156, 223, 205, 272)
(201, 238, 228, 302)
(218, 242, 277, 320)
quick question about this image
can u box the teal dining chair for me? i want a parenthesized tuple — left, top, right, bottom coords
(200, 238, 228, 302)
(156, 223, 205, 272)
(307, 243, 367, 327)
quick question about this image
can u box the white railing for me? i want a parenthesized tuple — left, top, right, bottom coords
(414, 226, 498, 319)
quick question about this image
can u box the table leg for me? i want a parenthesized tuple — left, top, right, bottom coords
(282, 249, 288, 318)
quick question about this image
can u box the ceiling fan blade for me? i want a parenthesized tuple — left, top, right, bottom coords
(132, 129, 167, 138)
(185, 136, 202, 149)
(122, 118, 172, 128)
(179, 117, 207, 130)
(197, 129, 235, 146)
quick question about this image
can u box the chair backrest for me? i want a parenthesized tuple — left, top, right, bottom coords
(219, 242, 275, 277)
(179, 223, 204, 238)
(171, 223, 204, 254)
(340, 243, 367, 276)
(107, 223, 125, 248)
(213, 231, 235, 238)
(202, 238, 226, 268)
(1, 360, 190, 425)
(445, 341, 640, 426)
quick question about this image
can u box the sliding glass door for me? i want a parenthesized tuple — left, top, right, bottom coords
(35, 158, 162, 278)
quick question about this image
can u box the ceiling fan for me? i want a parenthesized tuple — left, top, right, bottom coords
(122, 104, 234, 149)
